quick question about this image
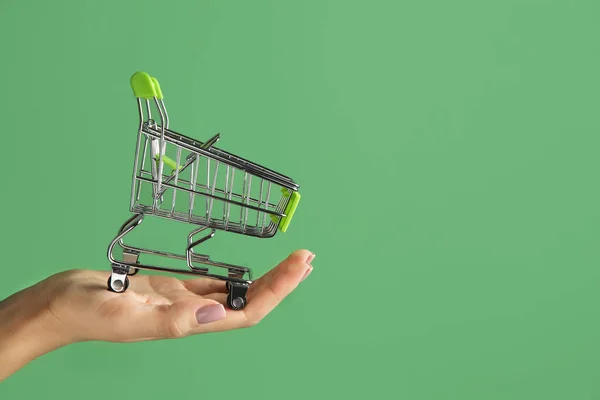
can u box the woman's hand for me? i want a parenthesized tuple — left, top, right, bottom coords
(0, 249, 315, 381)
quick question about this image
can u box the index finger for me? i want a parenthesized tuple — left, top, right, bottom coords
(244, 249, 314, 323)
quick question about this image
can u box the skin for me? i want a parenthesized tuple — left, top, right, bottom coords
(0, 249, 315, 382)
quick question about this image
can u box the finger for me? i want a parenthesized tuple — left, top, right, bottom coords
(176, 249, 313, 334)
(182, 277, 228, 295)
(247, 249, 313, 296)
(203, 292, 227, 304)
(201, 249, 314, 332)
(249, 249, 314, 295)
(244, 249, 313, 323)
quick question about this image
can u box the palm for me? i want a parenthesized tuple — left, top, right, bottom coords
(47, 250, 313, 343)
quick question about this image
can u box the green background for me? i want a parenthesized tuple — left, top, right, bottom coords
(1, 0, 599, 398)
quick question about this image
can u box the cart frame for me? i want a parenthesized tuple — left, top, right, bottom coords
(106, 72, 301, 310)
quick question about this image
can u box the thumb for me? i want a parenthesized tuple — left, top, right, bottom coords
(154, 298, 227, 338)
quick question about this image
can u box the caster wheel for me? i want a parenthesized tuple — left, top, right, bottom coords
(107, 275, 130, 293)
(127, 268, 139, 276)
(227, 293, 246, 310)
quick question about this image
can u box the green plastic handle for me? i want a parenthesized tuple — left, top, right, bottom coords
(130, 71, 164, 100)
(270, 189, 301, 233)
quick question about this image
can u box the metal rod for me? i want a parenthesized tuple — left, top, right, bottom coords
(136, 134, 149, 202)
(225, 169, 235, 229)
(262, 182, 272, 233)
(154, 98, 167, 209)
(206, 157, 211, 219)
(240, 172, 247, 225)
(256, 178, 264, 228)
(223, 165, 230, 226)
(170, 146, 182, 216)
(189, 154, 200, 221)
(130, 99, 145, 210)
(207, 162, 219, 224)
(243, 175, 252, 231)
(145, 99, 152, 121)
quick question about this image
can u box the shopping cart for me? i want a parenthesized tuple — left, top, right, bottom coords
(106, 71, 301, 310)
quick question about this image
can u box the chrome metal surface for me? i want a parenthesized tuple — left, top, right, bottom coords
(108, 79, 298, 304)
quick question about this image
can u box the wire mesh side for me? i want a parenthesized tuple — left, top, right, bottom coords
(130, 131, 292, 238)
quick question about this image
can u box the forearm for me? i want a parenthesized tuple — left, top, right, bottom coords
(0, 282, 70, 382)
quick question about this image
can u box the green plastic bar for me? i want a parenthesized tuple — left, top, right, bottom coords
(277, 190, 301, 233)
(155, 154, 182, 172)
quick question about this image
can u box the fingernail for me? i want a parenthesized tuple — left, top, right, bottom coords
(306, 252, 315, 265)
(195, 304, 226, 324)
(301, 266, 313, 282)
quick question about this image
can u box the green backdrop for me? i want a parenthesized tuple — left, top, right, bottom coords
(1, 0, 599, 398)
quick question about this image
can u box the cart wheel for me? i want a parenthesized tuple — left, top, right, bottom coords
(227, 293, 246, 310)
(107, 275, 129, 293)
(127, 268, 139, 276)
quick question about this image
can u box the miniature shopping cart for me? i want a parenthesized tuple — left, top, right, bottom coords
(106, 71, 301, 310)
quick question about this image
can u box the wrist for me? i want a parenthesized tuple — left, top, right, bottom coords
(0, 281, 73, 381)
